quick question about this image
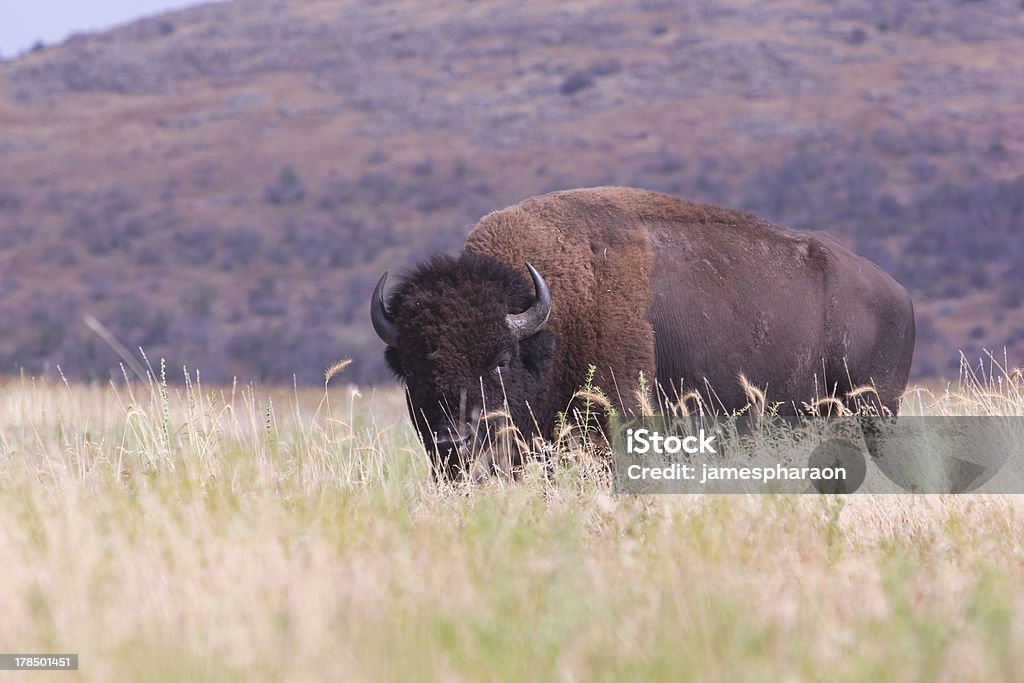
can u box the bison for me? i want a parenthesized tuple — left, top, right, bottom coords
(371, 187, 915, 480)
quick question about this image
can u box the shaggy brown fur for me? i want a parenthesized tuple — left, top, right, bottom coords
(465, 189, 656, 417)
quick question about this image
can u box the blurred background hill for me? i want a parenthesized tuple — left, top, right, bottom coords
(0, 0, 1022, 385)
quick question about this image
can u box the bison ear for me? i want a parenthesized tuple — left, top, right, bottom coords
(521, 330, 556, 374)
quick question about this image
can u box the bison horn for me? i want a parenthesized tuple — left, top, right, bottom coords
(370, 271, 399, 347)
(506, 261, 551, 341)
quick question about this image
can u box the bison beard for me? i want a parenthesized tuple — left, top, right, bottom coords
(370, 187, 916, 482)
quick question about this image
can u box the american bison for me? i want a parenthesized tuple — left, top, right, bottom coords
(371, 187, 915, 480)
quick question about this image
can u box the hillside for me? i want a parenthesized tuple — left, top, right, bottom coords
(1, 0, 1022, 384)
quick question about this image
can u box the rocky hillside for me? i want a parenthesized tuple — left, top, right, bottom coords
(1, 0, 1022, 384)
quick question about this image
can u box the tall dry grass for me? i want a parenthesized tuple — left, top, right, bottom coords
(0, 357, 1022, 681)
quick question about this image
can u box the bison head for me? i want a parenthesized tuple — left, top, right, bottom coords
(371, 252, 557, 481)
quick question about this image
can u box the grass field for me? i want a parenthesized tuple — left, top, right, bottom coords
(1, 363, 1023, 682)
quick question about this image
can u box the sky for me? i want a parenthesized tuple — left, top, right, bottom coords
(1, 0, 207, 58)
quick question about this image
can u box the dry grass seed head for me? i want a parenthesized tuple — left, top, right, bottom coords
(738, 373, 765, 414)
(809, 396, 849, 417)
(324, 359, 353, 386)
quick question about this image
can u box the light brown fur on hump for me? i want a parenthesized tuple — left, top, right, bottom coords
(463, 187, 657, 416)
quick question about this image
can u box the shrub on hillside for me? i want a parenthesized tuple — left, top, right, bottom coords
(264, 166, 306, 206)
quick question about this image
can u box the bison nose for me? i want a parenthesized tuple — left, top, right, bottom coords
(432, 422, 473, 451)
(431, 428, 475, 483)
(436, 419, 475, 446)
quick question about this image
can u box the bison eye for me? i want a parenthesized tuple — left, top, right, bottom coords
(489, 349, 513, 374)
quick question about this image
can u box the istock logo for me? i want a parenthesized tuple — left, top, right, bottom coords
(625, 428, 717, 455)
